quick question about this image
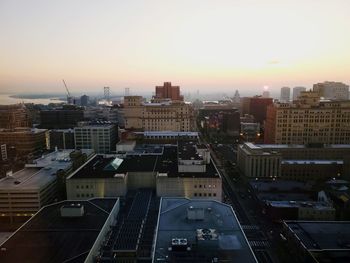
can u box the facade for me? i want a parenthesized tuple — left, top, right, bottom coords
(0, 128, 47, 157)
(292, 86, 306, 101)
(0, 104, 31, 129)
(80, 94, 89, 106)
(74, 122, 118, 154)
(67, 142, 222, 201)
(40, 106, 84, 129)
(264, 91, 350, 144)
(153, 198, 257, 263)
(1, 144, 7, 161)
(155, 81, 184, 101)
(49, 129, 75, 150)
(313, 81, 349, 100)
(241, 96, 273, 125)
(280, 87, 290, 102)
(238, 142, 350, 180)
(123, 96, 194, 131)
(0, 149, 93, 224)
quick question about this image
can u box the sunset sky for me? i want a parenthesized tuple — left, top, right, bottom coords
(1, 0, 349, 96)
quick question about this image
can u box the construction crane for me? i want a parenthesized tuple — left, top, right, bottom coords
(62, 79, 73, 104)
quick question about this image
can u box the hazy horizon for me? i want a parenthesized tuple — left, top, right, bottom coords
(1, 0, 349, 94)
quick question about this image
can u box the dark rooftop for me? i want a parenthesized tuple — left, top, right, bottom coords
(70, 144, 220, 179)
(0, 198, 118, 263)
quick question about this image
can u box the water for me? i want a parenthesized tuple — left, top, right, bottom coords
(0, 94, 65, 105)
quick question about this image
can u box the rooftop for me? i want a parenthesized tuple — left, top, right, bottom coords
(0, 198, 118, 263)
(153, 198, 257, 263)
(0, 149, 93, 190)
(285, 221, 350, 251)
(70, 144, 220, 179)
(282, 160, 343, 165)
(250, 180, 312, 192)
(268, 201, 333, 210)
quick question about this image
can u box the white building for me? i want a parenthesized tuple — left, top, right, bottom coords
(74, 122, 118, 154)
(280, 87, 291, 102)
(313, 81, 349, 100)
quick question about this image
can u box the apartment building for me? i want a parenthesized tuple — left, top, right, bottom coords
(313, 81, 349, 100)
(123, 96, 194, 131)
(265, 91, 350, 144)
(74, 122, 118, 154)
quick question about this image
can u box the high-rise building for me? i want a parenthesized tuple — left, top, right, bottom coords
(40, 106, 84, 129)
(280, 87, 291, 102)
(155, 82, 184, 101)
(0, 104, 32, 129)
(74, 122, 118, 154)
(49, 129, 75, 150)
(293, 86, 306, 101)
(265, 91, 350, 144)
(241, 96, 273, 125)
(123, 96, 194, 131)
(313, 81, 349, 100)
(0, 128, 47, 157)
(80, 95, 89, 106)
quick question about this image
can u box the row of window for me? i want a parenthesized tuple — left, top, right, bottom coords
(76, 193, 94, 198)
(193, 193, 216, 197)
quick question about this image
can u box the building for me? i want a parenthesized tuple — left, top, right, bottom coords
(0, 104, 31, 129)
(238, 142, 350, 180)
(83, 106, 121, 124)
(66, 142, 222, 201)
(0, 198, 119, 263)
(240, 123, 261, 142)
(280, 87, 291, 102)
(283, 221, 350, 263)
(264, 91, 350, 144)
(292, 86, 306, 101)
(123, 96, 194, 131)
(0, 149, 93, 224)
(153, 197, 257, 262)
(49, 129, 75, 150)
(80, 94, 89, 106)
(155, 81, 184, 101)
(74, 122, 118, 154)
(313, 81, 349, 100)
(0, 128, 48, 158)
(241, 96, 273, 125)
(0, 144, 7, 161)
(40, 106, 84, 129)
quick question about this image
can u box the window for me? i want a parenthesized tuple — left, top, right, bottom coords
(213, 193, 216, 197)
(194, 193, 197, 197)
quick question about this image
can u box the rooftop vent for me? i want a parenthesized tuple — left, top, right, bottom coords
(197, 229, 218, 241)
(169, 238, 190, 252)
(60, 203, 84, 217)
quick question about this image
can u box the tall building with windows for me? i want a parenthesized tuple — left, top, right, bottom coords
(265, 91, 350, 144)
(0, 104, 32, 129)
(123, 96, 194, 131)
(155, 82, 184, 101)
(40, 106, 84, 129)
(74, 122, 118, 154)
(241, 96, 273, 125)
(292, 86, 306, 101)
(280, 87, 291, 102)
(313, 81, 349, 100)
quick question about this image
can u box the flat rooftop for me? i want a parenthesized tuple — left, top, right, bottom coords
(250, 180, 312, 192)
(153, 198, 257, 263)
(70, 145, 220, 179)
(0, 149, 93, 190)
(285, 221, 350, 251)
(0, 198, 118, 263)
(282, 160, 343, 165)
(268, 201, 333, 210)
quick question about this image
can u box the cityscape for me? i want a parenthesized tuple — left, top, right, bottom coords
(1, 1, 350, 263)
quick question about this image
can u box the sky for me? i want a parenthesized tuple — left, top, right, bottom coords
(1, 0, 350, 96)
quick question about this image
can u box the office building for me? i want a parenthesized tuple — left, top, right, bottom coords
(74, 122, 118, 154)
(283, 221, 350, 263)
(0, 128, 47, 158)
(0, 198, 119, 263)
(49, 129, 75, 150)
(67, 142, 222, 201)
(237, 142, 350, 180)
(153, 198, 257, 262)
(264, 91, 350, 144)
(241, 96, 273, 125)
(0, 144, 7, 161)
(0, 104, 31, 129)
(313, 81, 349, 100)
(123, 96, 194, 131)
(80, 94, 89, 106)
(40, 106, 84, 129)
(280, 87, 290, 102)
(292, 86, 306, 101)
(155, 81, 184, 101)
(0, 149, 93, 224)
